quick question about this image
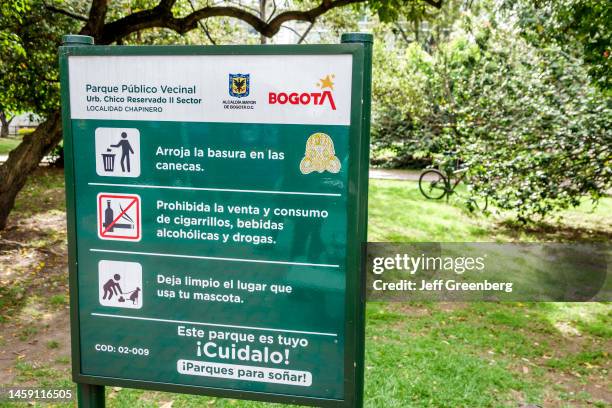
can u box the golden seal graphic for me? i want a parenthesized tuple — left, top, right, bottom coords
(299, 132, 341, 174)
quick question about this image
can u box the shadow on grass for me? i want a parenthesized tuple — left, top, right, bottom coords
(364, 301, 611, 407)
(498, 219, 612, 242)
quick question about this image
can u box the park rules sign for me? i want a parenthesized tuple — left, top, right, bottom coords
(60, 34, 371, 407)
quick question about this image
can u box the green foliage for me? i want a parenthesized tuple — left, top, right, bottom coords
(0, 0, 27, 55)
(49, 141, 65, 167)
(49, 293, 68, 306)
(383, 0, 464, 52)
(507, 0, 611, 91)
(371, 43, 437, 167)
(456, 28, 611, 220)
(371, 8, 611, 220)
(305, 2, 363, 44)
(0, 0, 81, 116)
(0, 0, 29, 119)
(370, 0, 473, 167)
(46, 340, 60, 349)
(370, 0, 426, 23)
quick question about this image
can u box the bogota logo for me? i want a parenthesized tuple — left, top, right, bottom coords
(223, 74, 256, 110)
(269, 74, 337, 110)
(228, 74, 250, 98)
(299, 132, 341, 174)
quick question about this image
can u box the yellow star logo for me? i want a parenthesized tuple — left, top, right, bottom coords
(318, 74, 335, 90)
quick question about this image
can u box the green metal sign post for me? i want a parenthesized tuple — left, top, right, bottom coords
(60, 33, 372, 408)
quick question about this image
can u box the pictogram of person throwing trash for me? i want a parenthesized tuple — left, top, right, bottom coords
(97, 128, 141, 177)
(110, 132, 134, 173)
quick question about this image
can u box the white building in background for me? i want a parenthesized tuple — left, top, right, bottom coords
(11, 113, 41, 129)
(2, 113, 41, 137)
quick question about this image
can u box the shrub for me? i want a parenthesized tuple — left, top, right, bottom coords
(370, 22, 611, 220)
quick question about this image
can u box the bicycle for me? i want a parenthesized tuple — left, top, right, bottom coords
(418, 158, 488, 211)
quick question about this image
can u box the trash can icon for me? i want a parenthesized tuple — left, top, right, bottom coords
(95, 128, 140, 177)
(102, 150, 116, 172)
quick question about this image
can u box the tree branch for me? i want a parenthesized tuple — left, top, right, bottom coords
(202, 21, 217, 45)
(44, 4, 88, 22)
(158, 0, 179, 11)
(298, 21, 315, 44)
(268, 0, 277, 23)
(281, 24, 302, 39)
(187, 0, 217, 45)
(80, 0, 112, 37)
(395, 22, 412, 44)
(422, 0, 443, 8)
(97, 0, 367, 44)
(266, 0, 364, 35)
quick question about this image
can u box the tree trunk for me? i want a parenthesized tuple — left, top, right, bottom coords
(259, 0, 267, 44)
(0, 111, 13, 138)
(0, 112, 62, 229)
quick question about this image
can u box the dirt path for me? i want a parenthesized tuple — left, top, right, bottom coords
(0, 170, 71, 385)
(369, 168, 423, 180)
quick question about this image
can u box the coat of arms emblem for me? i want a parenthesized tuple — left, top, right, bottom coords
(229, 74, 250, 98)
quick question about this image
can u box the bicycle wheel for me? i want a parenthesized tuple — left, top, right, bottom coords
(465, 195, 489, 212)
(419, 169, 448, 200)
(479, 195, 489, 211)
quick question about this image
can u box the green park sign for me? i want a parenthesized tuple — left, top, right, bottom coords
(60, 33, 372, 407)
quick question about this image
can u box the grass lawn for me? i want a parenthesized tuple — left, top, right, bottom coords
(0, 136, 22, 155)
(0, 169, 609, 407)
(369, 179, 612, 242)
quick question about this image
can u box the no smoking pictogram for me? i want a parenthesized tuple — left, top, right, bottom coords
(97, 193, 141, 241)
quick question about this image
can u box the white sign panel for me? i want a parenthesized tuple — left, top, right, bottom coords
(68, 55, 353, 125)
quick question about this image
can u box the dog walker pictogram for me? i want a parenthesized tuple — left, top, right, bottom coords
(98, 260, 143, 309)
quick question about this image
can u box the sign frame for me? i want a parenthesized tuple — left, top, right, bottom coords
(60, 34, 371, 408)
